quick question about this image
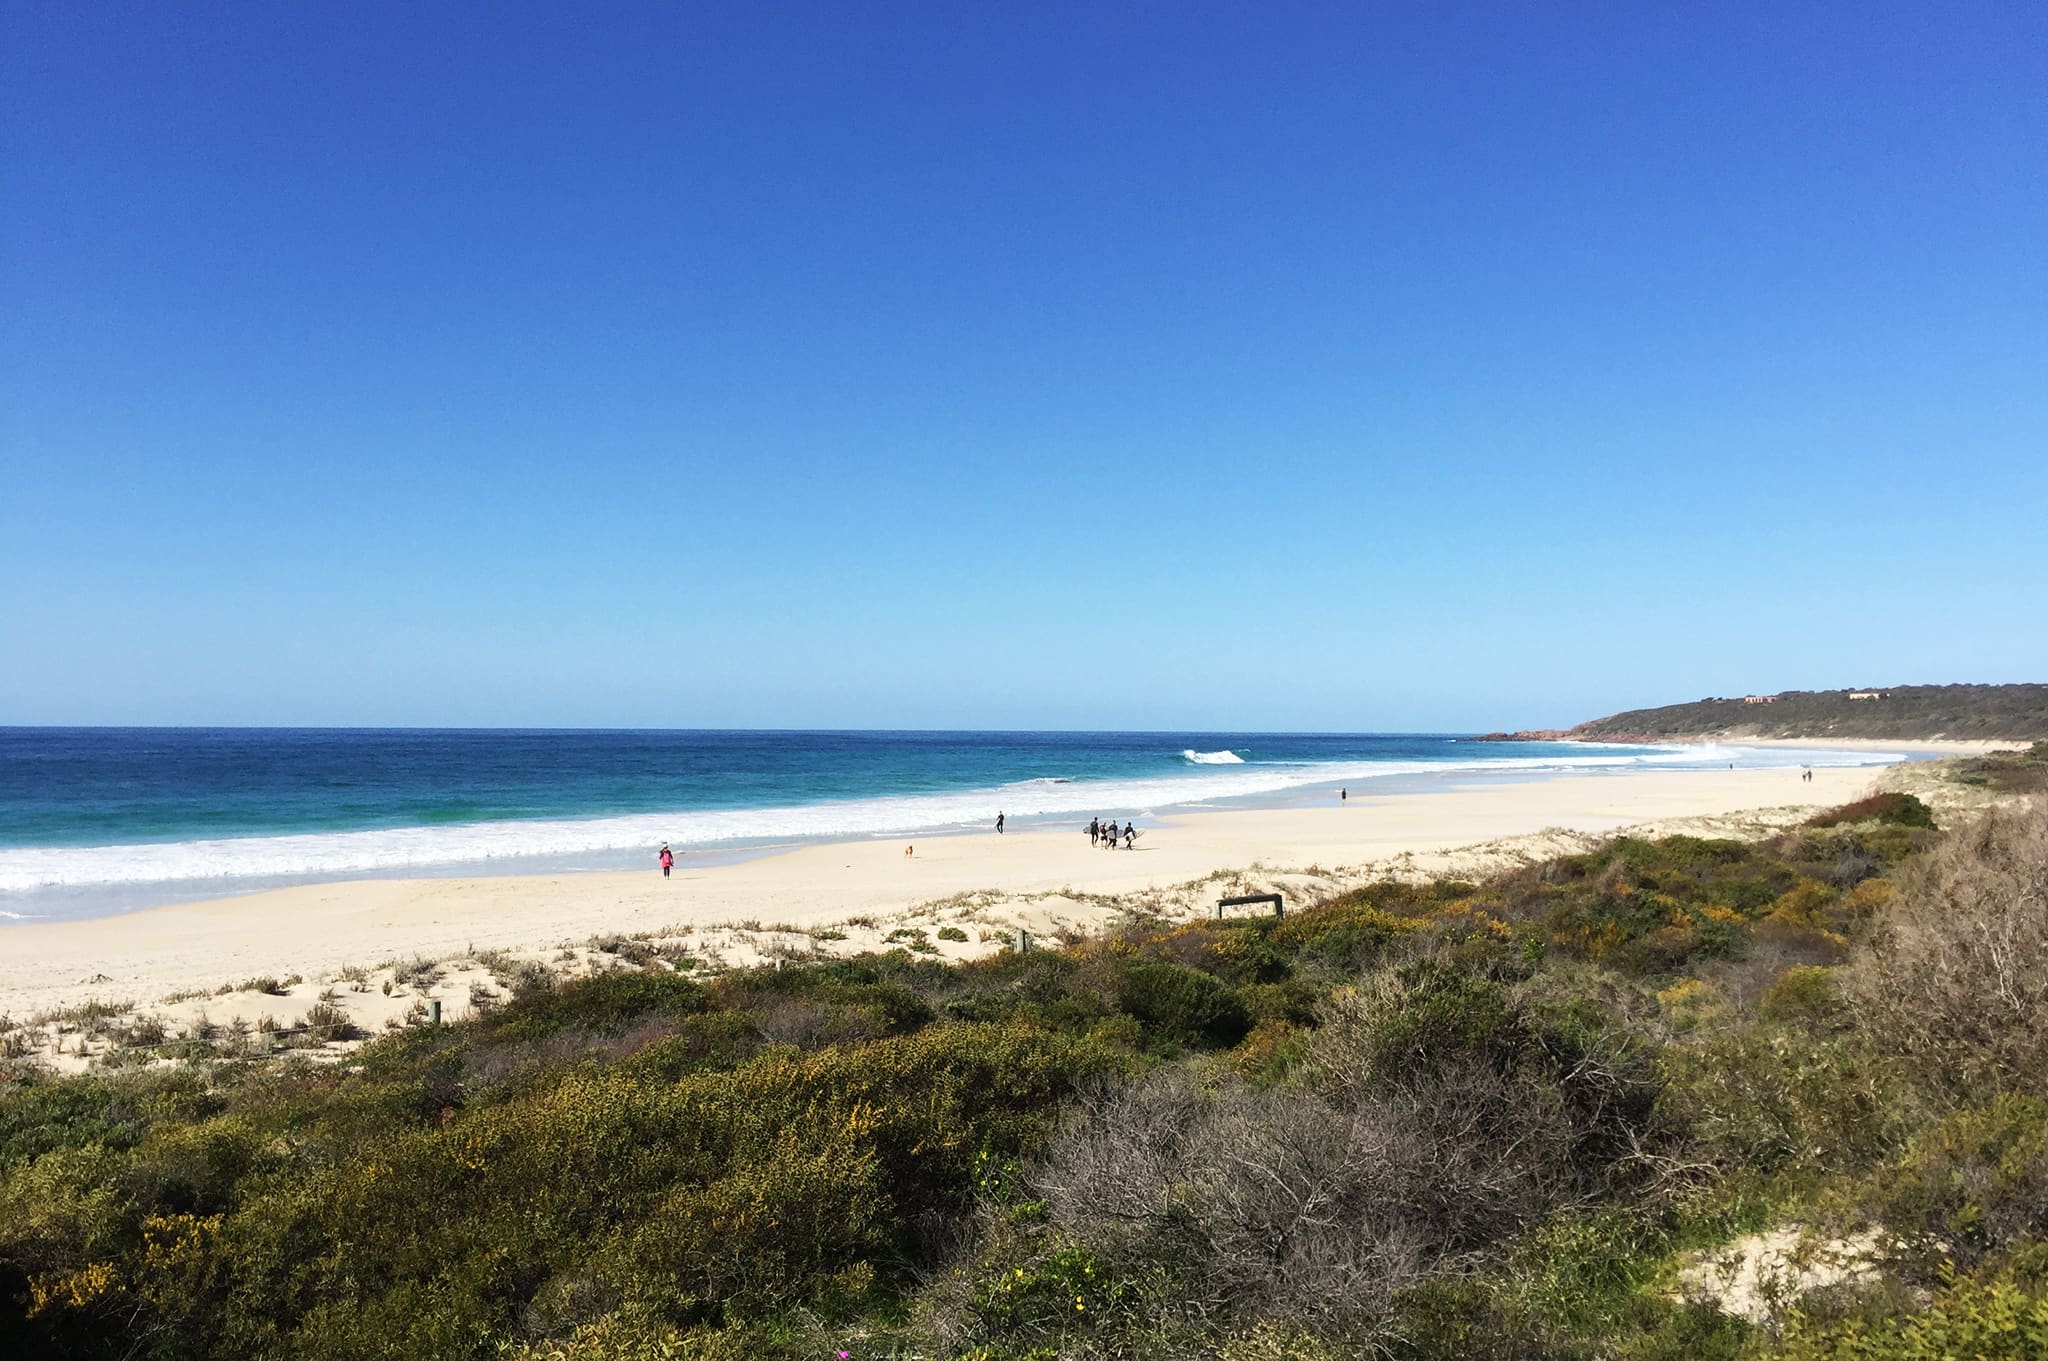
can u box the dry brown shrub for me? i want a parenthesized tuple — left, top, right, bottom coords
(1030, 972, 1612, 1341)
(1844, 803, 2048, 1100)
(300, 1001, 359, 1042)
(1033, 1071, 1431, 1336)
(1303, 977, 1595, 1224)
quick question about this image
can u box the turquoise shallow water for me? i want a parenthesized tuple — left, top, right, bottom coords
(0, 728, 1922, 919)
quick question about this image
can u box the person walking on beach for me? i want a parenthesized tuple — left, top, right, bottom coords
(996, 811, 1005, 834)
(1123, 821, 1136, 849)
(1089, 817, 1100, 847)
(659, 844, 674, 878)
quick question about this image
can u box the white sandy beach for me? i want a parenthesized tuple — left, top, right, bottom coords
(0, 759, 1951, 1034)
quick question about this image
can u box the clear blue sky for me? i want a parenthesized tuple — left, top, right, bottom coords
(4, 3, 2044, 730)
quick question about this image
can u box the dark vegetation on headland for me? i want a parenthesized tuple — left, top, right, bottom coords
(6, 793, 2048, 1359)
(1474, 682, 2048, 743)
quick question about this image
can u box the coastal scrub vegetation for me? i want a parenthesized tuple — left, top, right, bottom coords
(1559, 682, 2048, 742)
(5, 791, 2048, 1358)
(1949, 740, 2048, 794)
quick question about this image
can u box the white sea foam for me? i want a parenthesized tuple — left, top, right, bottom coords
(0, 744, 1920, 895)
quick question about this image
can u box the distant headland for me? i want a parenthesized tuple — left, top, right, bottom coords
(1473, 682, 2048, 743)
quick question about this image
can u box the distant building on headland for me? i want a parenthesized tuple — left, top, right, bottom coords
(1848, 691, 1887, 700)
(1742, 694, 1778, 705)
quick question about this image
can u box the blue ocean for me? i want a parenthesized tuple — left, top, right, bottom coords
(0, 728, 1919, 921)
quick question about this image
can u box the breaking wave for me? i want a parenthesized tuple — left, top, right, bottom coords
(1183, 749, 1245, 764)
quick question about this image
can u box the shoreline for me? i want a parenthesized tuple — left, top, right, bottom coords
(1, 736, 1987, 925)
(2, 759, 1927, 1032)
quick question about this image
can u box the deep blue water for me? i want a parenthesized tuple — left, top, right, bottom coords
(0, 728, 1465, 848)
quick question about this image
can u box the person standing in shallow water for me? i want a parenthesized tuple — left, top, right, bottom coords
(996, 811, 1005, 834)
(658, 843, 674, 878)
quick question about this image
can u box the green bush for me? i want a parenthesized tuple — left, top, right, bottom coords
(1869, 1095, 2048, 1265)
(1163, 919, 1296, 984)
(1657, 1026, 1910, 1180)
(1111, 958, 1252, 1049)
(0, 1078, 148, 1169)
(1267, 896, 1424, 970)
(1388, 1209, 1748, 1361)
(1771, 1265, 2048, 1359)
(1353, 961, 1529, 1080)
(1760, 966, 1844, 1024)
(1806, 793, 1936, 831)
(972, 1239, 1127, 1339)
(1, 1018, 1121, 1358)
(488, 969, 709, 1041)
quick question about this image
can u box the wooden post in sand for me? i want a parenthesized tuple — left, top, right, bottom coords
(1015, 928, 1031, 953)
(428, 999, 442, 1026)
